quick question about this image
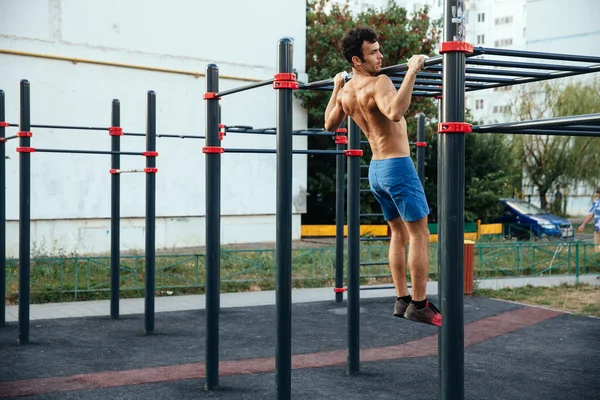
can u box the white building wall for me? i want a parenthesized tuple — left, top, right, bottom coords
(0, 0, 308, 257)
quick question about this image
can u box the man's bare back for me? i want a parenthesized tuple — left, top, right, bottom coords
(338, 75, 410, 160)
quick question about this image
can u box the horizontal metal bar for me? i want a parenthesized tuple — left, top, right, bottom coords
(473, 113, 600, 133)
(380, 55, 445, 75)
(223, 148, 346, 155)
(359, 285, 401, 291)
(428, 65, 549, 78)
(157, 133, 205, 139)
(214, 79, 275, 98)
(112, 169, 145, 174)
(479, 129, 600, 138)
(34, 148, 145, 156)
(359, 237, 390, 242)
(225, 127, 335, 136)
(389, 71, 517, 84)
(475, 46, 600, 64)
(30, 123, 107, 131)
(2, 135, 18, 141)
(466, 58, 591, 72)
(360, 213, 384, 218)
(360, 261, 389, 266)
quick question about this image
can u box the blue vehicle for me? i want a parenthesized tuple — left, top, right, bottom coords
(495, 198, 574, 240)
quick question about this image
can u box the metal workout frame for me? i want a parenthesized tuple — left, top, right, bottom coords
(203, 2, 600, 399)
(0, 82, 210, 342)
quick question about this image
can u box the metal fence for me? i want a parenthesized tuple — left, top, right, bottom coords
(4, 241, 599, 298)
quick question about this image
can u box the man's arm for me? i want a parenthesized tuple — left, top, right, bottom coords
(373, 55, 426, 121)
(324, 73, 347, 131)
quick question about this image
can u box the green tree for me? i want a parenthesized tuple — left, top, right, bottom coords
(511, 79, 600, 211)
(298, 0, 440, 224)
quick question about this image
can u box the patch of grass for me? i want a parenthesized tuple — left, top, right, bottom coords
(475, 283, 600, 317)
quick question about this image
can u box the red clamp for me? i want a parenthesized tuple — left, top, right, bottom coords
(335, 136, 348, 145)
(218, 123, 226, 141)
(17, 131, 32, 137)
(414, 141, 427, 147)
(17, 147, 35, 153)
(335, 128, 347, 134)
(273, 73, 299, 90)
(203, 92, 221, 100)
(438, 122, 473, 133)
(108, 127, 123, 136)
(333, 288, 346, 293)
(203, 146, 225, 154)
(439, 41, 474, 54)
(0, 138, 6, 143)
(345, 149, 363, 157)
(144, 168, 158, 173)
(142, 151, 158, 157)
(109, 169, 119, 174)
(0, 122, 9, 127)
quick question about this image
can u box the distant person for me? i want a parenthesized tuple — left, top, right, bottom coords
(578, 187, 600, 252)
(324, 27, 440, 326)
(553, 185, 563, 215)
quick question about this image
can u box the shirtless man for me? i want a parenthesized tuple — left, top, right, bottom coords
(324, 27, 441, 326)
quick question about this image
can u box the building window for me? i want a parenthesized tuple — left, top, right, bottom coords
(477, 13, 485, 22)
(494, 38, 513, 47)
(495, 16, 513, 25)
(477, 34, 485, 44)
(476, 99, 484, 109)
(494, 105, 512, 113)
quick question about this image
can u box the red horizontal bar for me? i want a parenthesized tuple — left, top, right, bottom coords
(142, 151, 158, 157)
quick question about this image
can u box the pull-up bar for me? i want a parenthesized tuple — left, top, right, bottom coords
(473, 113, 600, 133)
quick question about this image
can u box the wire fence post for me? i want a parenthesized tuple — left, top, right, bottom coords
(204, 63, 221, 390)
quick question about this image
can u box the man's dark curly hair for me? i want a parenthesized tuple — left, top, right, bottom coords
(342, 27, 379, 66)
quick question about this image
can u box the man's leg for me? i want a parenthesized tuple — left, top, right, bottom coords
(387, 217, 410, 298)
(403, 216, 430, 301)
(595, 231, 600, 253)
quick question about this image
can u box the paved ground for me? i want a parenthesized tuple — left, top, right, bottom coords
(1, 277, 599, 399)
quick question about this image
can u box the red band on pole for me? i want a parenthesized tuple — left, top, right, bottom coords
(273, 73, 299, 90)
(108, 127, 123, 136)
(203, 92, 221, 100)
(439, 41, 474, 54)
(203, 146, 225, 154)
(144, 167, 158, 173)
(345, 149, 363, 157)
(414, 141, 427, 147)
(335, 128, 348, 133)
(17, 131, 32, 137)
(142, 151, 158, 157)
(335, 136, 348, 145)
(333, 288, 346, 293)
(438, 122, 473, 133)
(17, 147, 35, 153)
(0, 122, 9, 127)
(109, 169, 118, 174)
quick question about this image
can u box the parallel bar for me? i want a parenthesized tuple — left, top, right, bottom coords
(346, 117, 361, 375)
(18, 80, 31, 345)
(416, 113, 426, 186)
(214, 79, 275, 98)
(144, 91, 156, 334)
(466, 58, 592, 71)
(440, 1, 466, 398)
(225, 127, 335, 136)
(204, 64, 221, 390)
(2, 135, 18, 141)
(110, 99, 121, 320)
(335, 128, 346, 303)
(275, 38, 294, 400)
(390, 71, 519, 84)
(0, 90, 5, 327)
(477, 129, 600, 137)
(475, 46, 600, 64)
(29, 124, 107, 131)
(33, 148, 145, 156)
(359, 213, 384, 218)
(473, 113, 600, 133)
(379, 55, 445, 75)
(223, 148, 346, 155)
(111, 169, 146, 173)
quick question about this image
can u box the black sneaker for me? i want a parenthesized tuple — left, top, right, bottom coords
(393, 298, 410, 318)
(404, 301, 442, 326)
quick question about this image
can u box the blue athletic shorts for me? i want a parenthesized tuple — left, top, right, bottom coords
(368, 156, 430, 222)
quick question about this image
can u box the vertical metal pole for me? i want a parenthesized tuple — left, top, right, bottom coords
(205, 64, 221, 390)
(334, 130, 346, 303)
(346, 117, 360, 375)
(0, 90, 5, 328)
(440, 1, 466, 399)
(145, 91, 156, 334)
(276, 37, 294, 400)
(436, 96, 443, 398)
(416, 113, 425, 186)
(110, 99, 121, 319)
(18, 80, 31, 345)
